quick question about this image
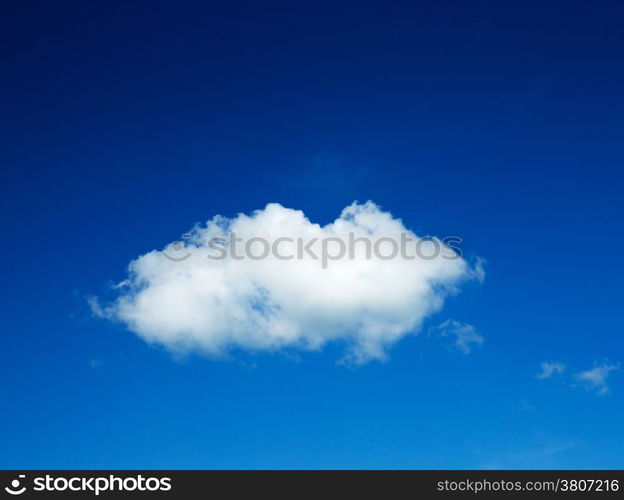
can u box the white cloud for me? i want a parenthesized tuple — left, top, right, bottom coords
(92, 201, 483, 364)
(536, 361, 566, 379)
(574, 362, 619, 396)
(431, 319, 484, 354)
(89, 359, 103, 369)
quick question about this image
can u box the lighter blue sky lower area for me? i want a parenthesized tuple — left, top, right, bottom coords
(0, 284, 622, 469)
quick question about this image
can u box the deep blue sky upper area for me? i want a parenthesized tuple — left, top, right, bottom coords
(1, 1, 623, 468)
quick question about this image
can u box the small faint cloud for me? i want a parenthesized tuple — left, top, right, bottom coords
(280, 351, 303, 364)
(536, 361, 566, 380)
(431, 319, 484, 354)
(112, 279, 130, 290)
(471, 257, 486, 283)
(520, 398, 535, 412)
(235, 359, 258, 370)
(89, 359, 103, 369)
(574, 362, 619, 396)
(87, 296, 105, 318)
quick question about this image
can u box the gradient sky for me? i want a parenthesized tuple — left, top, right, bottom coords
(1, 1, 623, 469)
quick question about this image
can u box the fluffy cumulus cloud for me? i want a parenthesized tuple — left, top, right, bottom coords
(92, 201, 483, 364)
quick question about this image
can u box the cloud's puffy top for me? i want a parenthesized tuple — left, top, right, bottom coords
(94, 202, 482, 363)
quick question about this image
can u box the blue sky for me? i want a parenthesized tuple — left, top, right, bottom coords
(1, 1, 623, 469)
